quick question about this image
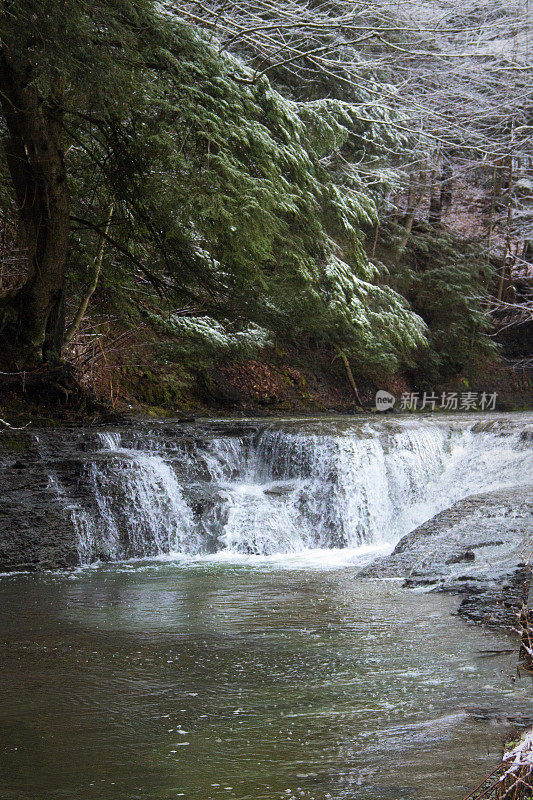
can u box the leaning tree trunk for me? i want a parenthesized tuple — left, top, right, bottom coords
(428, 158, 453, 226)
(0, 50, 69, 366)
(397, 167, 426, 257)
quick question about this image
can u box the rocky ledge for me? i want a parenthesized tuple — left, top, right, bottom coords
(360, 486, 533, 627)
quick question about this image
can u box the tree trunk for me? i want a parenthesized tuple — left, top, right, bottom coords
(439, 160, 453, 216)
(497, 151, 515, 302)
(487, 158, 505, 284)
(338, 350, 362, 406)
(398, 168, 426, 256)
(64, 202, 114, 349)
(428, 163, 440, 225)
(0, 50, 70, 366)
(428, 158, 453, 226)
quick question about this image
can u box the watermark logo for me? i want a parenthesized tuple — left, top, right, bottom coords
(374, 390, 498, 412)
(375, 390, 396, 411)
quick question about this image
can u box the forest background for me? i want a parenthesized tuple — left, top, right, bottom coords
(0, 0, 531, 415)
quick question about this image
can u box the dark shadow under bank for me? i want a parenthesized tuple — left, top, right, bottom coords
(1, 339, 532, 426)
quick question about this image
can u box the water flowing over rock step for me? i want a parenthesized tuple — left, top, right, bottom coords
(0, 413, 531, 572)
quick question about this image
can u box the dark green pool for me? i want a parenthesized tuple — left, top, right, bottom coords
(0, 559, 530, 800)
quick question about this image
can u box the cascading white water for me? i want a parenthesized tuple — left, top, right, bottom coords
(83, 434, 200, 561)
(71, 417, 532, 564)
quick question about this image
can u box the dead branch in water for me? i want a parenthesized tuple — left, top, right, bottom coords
(462, 604, 533, 800)
(460, 730, 533, 800)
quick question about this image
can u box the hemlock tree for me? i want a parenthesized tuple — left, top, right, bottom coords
(177, 0, 530, 385)
(180, 0, 531, 255)
(0, 0, 426, 377)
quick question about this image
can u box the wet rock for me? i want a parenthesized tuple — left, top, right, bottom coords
(403, 577, 439, 588)
(264, 485, 293, 496)
(360, 486, 533, 629)
(0, 427, 98, 571)
(462, 707, 533, 727)
(470, 540, 504, 550)
(457, 565, 532, 627)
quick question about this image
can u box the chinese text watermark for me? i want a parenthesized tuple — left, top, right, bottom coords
(375, 390, 497, 412)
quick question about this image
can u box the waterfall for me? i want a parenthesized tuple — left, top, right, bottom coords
(64, 417, 532, 565)
(84, 435, 199, 561)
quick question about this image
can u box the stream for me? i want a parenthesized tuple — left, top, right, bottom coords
(0, 413, 532, 800)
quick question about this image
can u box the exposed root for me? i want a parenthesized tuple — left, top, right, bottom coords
(0, 360, 104, 417)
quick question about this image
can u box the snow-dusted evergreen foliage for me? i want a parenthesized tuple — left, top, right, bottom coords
(67, 15, 426, 370)
(13, 0, 519, 382)
(174, 0, 531, 383)
(151, 314, 273, 357)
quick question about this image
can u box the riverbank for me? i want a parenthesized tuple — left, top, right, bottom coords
(1, 337, 531, 425)
(467, 731, 533, 800)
